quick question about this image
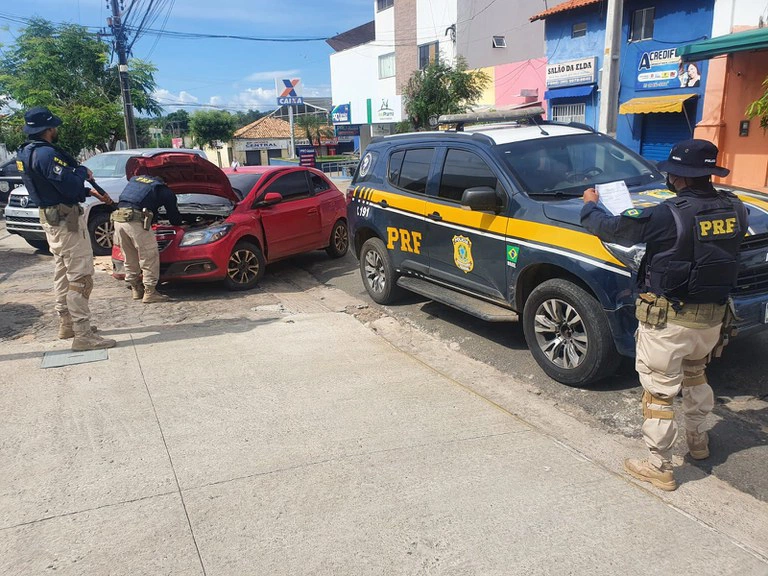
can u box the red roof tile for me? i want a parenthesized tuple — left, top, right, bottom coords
(530, 0, 602, 22)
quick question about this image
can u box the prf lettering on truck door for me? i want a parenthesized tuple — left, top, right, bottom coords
(386, 227, 422, 254)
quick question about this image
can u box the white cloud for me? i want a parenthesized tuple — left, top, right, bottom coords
(153, 89, 200, 109)
(228, 87, 277, 110)
(246, 69, 301, 83)
(209, 96, 224, 106)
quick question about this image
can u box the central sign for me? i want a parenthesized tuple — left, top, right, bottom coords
(546, 57, 597, 88)
(275, 78, 304, 105)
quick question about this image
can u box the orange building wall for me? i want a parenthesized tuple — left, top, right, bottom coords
(697, 50, 768, 191)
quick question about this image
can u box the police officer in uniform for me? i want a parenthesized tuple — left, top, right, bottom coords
(112, 173, 182, 303)
(17, 107, 116, 351)
(580, 139, 748, 491)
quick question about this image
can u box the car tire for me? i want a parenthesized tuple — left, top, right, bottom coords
(359, 237, 402, 304)
(25, 238, 50, 252)
(522, 278, 620, 386)
(224, 241, 266, 291)
(88, 211, 114, 256)
(325, 219, 349, 258)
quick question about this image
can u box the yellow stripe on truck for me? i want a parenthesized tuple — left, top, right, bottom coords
(353, 187, 625, 268)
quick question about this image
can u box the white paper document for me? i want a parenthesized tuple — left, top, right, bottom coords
(595, 180, 633, 216)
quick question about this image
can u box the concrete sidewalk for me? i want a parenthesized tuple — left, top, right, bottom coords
(2, 295, 768, 574)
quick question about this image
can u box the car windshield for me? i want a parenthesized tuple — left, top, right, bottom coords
(497, 134, 661, 196)
(226, 173, 262, 200)
(82, 153, 136, 179)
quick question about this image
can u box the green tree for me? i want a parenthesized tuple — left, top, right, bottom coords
(746, 76, 768, 129)
(0, 18, 161, 154)
(295, 114, 333, 145)
(188, 110, 236, 148)
(234, 109, 265, 129)
(402, 58, 490, 130)
(164, 109, 190, 136)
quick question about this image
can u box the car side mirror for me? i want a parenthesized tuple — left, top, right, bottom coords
(257, 191, 283, 207)
(461, 186, 499, 212)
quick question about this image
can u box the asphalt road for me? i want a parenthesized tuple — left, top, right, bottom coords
(289, 248, 768, 503)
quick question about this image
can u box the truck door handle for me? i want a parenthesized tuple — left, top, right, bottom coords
(428, 211, 442, 221)
(379, 199, 389, 208)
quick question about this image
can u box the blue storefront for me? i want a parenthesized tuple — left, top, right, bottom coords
(615, 0, 715, 161)
(534, 0, 715, 162)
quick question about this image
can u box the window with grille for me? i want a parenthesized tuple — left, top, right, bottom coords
(630, 7, 654, 41)
(572, 22, 587, 38)
(418, 42, 439, 70)
(379, 53, 395, 79)
(377, 0, 393, 11)
(551, 103, 586, 124)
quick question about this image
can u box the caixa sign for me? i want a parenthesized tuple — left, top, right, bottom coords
(275, 78, 304, 105)
(332, 103, 351, 124)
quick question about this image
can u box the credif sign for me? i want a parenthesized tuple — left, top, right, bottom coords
(275, 78, 304, 105)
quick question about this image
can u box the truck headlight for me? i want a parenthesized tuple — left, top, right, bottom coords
(180, 223, 233, 247)
(602, 242, 646, 272)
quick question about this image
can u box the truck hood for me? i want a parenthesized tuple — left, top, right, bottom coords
(542, 186, 768, 237)
(126, 152, 238, 202)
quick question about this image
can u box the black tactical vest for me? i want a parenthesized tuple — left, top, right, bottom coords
(119, 175, 163, 207)
(646, 189, 747, 304)
(17, 141, 58, 206)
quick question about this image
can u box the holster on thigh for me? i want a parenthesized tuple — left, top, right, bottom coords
(68, 275, 94, 299)
(643, 390, 674, 420)
(682, 358, 708, 388)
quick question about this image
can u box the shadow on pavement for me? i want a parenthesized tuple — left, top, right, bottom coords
(0, 303, 43, 340)
(0, 248, 50, 284)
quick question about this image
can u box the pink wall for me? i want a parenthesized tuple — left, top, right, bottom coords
(494, 58, 548, 110)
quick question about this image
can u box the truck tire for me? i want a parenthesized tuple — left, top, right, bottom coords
(522, 278, 620, 386)
(359, 237, 402, 304)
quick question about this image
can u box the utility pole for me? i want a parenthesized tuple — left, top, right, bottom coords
(598, 0, 623, 136)
(108, 0, 137, 148)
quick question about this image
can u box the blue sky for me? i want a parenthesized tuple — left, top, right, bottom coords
(0, 0, 373, 113)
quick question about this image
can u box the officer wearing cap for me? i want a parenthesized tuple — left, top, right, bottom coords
(580, 139, 748, 491)
(16, 106, 116, 351)
(112, 173, 182, 303)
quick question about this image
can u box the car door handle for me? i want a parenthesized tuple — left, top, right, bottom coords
(307, 208, 318, 215)
(428, 211, 442, 221)
(378, 199, 389, 208)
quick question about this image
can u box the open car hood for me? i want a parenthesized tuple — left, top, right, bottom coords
(125, 152, 238, 202)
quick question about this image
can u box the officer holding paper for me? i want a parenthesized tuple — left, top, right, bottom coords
(580, 139, 748, 491)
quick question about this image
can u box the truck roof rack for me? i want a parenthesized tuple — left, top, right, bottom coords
(437, 106, 545, 131)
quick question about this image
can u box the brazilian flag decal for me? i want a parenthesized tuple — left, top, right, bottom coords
(506, 245, 520, 263)
(622, 208, 643, 218)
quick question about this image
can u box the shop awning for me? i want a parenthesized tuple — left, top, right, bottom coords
(679, 27, 768, 62)
(619, 94, 696, 115)
(544, 84, 595, 100)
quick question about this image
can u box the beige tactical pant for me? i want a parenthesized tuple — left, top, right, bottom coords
(42, 213, 95, 325)
(113, 220, 160, 287)
(635, 321, 721, 468)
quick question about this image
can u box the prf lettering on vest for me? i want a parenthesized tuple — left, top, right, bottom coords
(386, 227, 422, 254)
(699, 217, 736, 237)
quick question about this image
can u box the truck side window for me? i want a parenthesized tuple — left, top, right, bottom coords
(391, 148, 434, 194)
(439, 149, 499, 202)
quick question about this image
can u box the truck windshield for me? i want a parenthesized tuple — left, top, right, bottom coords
(496, 134, 662, 196)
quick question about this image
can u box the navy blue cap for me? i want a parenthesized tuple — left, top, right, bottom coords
(23, 107, 63, 135)
(657, 139, 730, 178)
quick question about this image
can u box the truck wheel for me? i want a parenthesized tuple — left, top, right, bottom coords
(522, 278, 619, 386)
(359, 237, 402, 304)
(224, 241, 265, 291)
(325, 219, 349, 258)
(25, 238, 50, 252)
(88, 211, 114, 256)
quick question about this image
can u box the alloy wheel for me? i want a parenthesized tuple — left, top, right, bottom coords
(228, 248, 261, 285)
(532, 298, 588, 369)
(363, 248, 386, 293)
(95, 220, 114, 249)
(333, 224, 349, 253)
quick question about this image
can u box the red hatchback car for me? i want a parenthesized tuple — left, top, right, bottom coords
(112, 152, 348, 290)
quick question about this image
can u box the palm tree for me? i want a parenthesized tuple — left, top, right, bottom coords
(295, 114, 334, 146)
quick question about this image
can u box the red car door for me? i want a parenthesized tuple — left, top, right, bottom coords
(258, 170, 322, 260)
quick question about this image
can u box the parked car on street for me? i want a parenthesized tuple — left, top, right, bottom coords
(0, 155, 23, 206)
(111, 153, 348, 290)
(3, 148, 205, 254)
(346, 109, 768, 386)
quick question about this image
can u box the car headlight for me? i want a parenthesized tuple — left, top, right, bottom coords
(602, 242, 646, 272)
(180, 223, 233, 247)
